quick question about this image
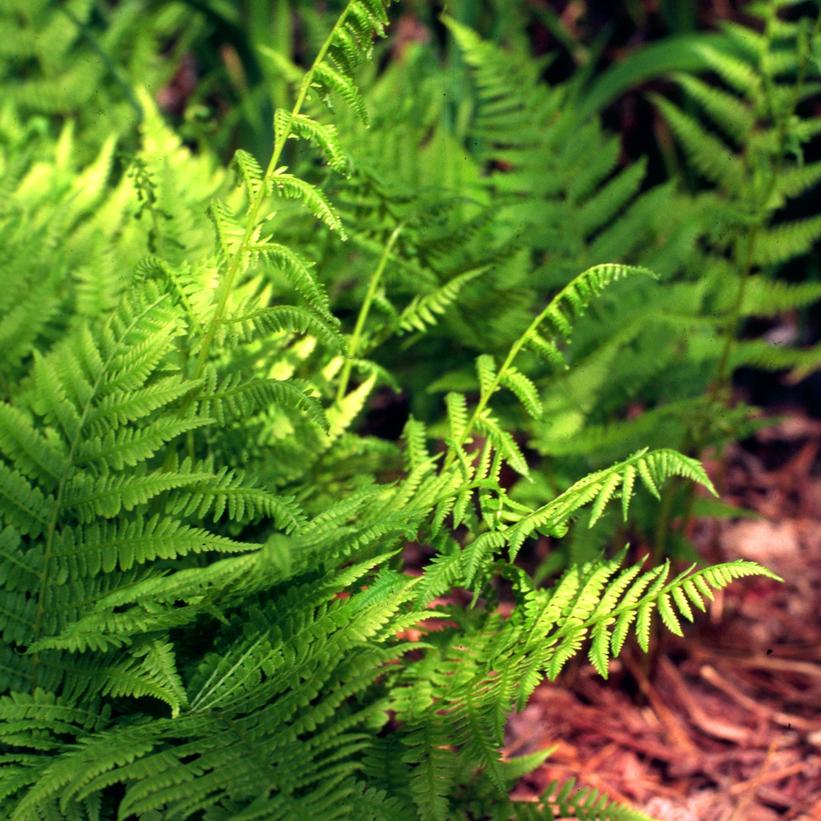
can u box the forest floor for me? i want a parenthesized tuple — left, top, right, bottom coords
(505, 406, 821, 820)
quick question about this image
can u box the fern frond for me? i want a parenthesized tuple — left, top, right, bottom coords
(249, 241, 335, 321)
(277, 111, 350, 174)
(314, 63, 368, 124)
(134, 257, 205, 332)
(474, 410, 529, 476)
(508, 449, 716, 557)
(270, 171, 347, 237)
(651, 95, 743, 191)
(74, 416, 211, 471)
(402, 417, 431, 473)
(0, 404, 67, 483)
(103, 637, 188, 717)
(197, 371, 327, 430)
(577, 162, 646, 237)
(534, 264, 657, 347)
(163, 462, 305, 530)
(402, 717, 455, 821)
(752, 215, 821, 265)
(85, 376, 198, 434)
(519, 778, 653, 820)
(524, 332, 567, 370)
(207, 198, 249, 257)
(476, 355, 498, 401)
(326, 371, 378, 444)
(216, 304, 343, 350)
(445, 392, 470, 447)
(670, 72, 753, 143)
(775, 159, 821, 200)
(692, 42, 757, 93)
(62, 469, 211, 522)
(731, 274, 821, 317)
(731, 339, 821, 376)
(523, 553, 779, 681)
(312, 0, 393, 124)
(398, 268, 486, 334)
(500, 367, 541, 419)
(52, 516, 255, 577)
(233, 149, 265, 199)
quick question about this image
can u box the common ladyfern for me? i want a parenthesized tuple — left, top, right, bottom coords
(0, 1, 798, 819)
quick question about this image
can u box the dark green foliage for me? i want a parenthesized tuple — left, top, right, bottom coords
(0, 1, 805, 818)
(431, 2, 821, 567)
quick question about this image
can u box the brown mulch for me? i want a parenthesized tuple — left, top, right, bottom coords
(505, 410, 821, 820)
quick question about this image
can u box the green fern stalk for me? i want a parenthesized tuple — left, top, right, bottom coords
(194, 0, 374, 379)
(337, 223, 403, 402)
(443, 264, 656, 470)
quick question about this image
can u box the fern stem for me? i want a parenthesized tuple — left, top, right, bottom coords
(193, 2, 357, 381)
(659, 225, 759, 561)
(651, 477, 679, 565)
(336, 224, 402, 403)
(443, 288, 561, 469)
(710, 227, 759, 402)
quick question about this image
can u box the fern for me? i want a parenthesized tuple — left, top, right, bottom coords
(0, 2, 793, 819)
(432, 6, 821, 580)
(508, 449, 716, 555)
(511, 779, 655, 820)
(441, 264, 657, 478)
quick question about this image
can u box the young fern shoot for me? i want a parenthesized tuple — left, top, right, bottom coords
(195, 0, 394, 378)
(443, 263, 658, 473)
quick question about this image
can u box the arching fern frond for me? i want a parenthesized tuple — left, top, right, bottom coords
(510, 778, 654, 820)
(530, 553, 779, 680)
(508, 449, 716, 556)
(441, 264, 657, 476)
(398, 267, 487, 334)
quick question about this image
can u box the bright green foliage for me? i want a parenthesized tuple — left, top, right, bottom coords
(0, 0, 197, 147)
(0, 1, 794, 819)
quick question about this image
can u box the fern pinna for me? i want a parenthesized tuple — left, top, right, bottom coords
(0, 1, 781, 819)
